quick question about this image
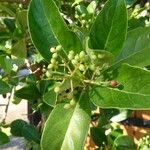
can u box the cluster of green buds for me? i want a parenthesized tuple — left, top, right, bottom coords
(45, 44, 111, 109)
(45, 45, 62, 77)
(74, 12, 92, 28)
(138, 135, 150, 150)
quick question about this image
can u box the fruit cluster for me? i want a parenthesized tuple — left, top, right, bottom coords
(45, 45, 114, 108)
(138, 135, 150, 150)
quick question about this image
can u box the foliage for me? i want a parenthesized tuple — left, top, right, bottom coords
(0, 0, 150, 149)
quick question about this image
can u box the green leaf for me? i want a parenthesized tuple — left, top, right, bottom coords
(113, 135, 136, 150)
(91, 127, 107, 147)
(0, 55, 13, 74)
(22, 124, 40, 143)
(89, 0, 127, 56)
(42, 0, 83, 53)
(11, 39, 26, 58)
(10, 119, 40, 143)
(126, 0, 137, 7)
(41, 92, 91, 150)
(0, 131, 10, 145)
(15, 85, 41, 101)
(10, 119, 28, 137)
(0, 80, 11, 94)
(28, 0, 82, 61)
(115, 27, 150, 67)
(16, 10, 28, 33)
(43, 90, 56, 107)
(90, 64, 150, 109)
(28, 0, 58, 61)
(87, 1, 97, 14)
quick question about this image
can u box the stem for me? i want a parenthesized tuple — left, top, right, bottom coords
(84, 80, 108, 86)
(2, 88, 14, 123)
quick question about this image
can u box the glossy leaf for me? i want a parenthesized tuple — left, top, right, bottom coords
(10, 119, 40, 143)
(91, 127, 107, 147)
(0, 55, 13, 74)
(126, 0, 137, 7)
(15, 85, 41, 101)
(28, 0, 58, 61)
(115, 27, 150, 67)
(41, 92, 91, 150)
(11, 39, 26, 58)
(0, 131, 10, 145)
(10, 119, 28, 137)
(0, 80, 11, 94)
(42, 0, 82, 52)
(28, 0, 82, 61)
(22, 124, 40, 143)
(89, 0, 127, 56)
(90, 64, 150, 109)
(113, 135, 136, 150)
(43, 90, 56, 107)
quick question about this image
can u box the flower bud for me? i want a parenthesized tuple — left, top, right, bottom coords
(56, 45, 62, 51)
(50, 47, 56, 53)
(52, 53, 58, 59)
(70, 99, 76, 106)
(54, 86, 60, 93)
(64, 103, 71, 109)
(71, 59, 78, 65)
(79, 64, 85, 71)
(48, 64, 54, 69)
(51, 58, 56, 64)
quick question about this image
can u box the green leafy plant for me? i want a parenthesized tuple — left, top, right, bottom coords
(27, 0, 150, 149)
(0, 0, 150, 149)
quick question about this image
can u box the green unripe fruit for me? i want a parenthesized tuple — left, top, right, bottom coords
(79, 51, 86, 59)
(70, 99, 76, 106)
(75, 14, 79, 18)
(69, 50, 74, 55)
(54, 86, 60, 93)
(81, 13, 86, 18)
(48, 64, 54, 69)
(46, 71, 52, 78)
(71, 59, 78, 65)
(67, 92, 73, 99)
(52, 53, 58, 59)
(89, 64, 95, 70)
(91, 54, 97, 60)
(81, 20, 86, 24)
(51, 58, 56, 64)
(50, 47, 56, 53)
(98, 54, 104, 59)
(79, 64, 85, 71)
(95, 69, 100, 75)
(75, 54, 79, 61)
(64, 103, 71, 109)
(68, 54, 74, 60)
(56, 45, 62, 51)
(86, 25, 89, 29)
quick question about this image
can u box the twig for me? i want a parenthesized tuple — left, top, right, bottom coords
(2, 88, 14, 123)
